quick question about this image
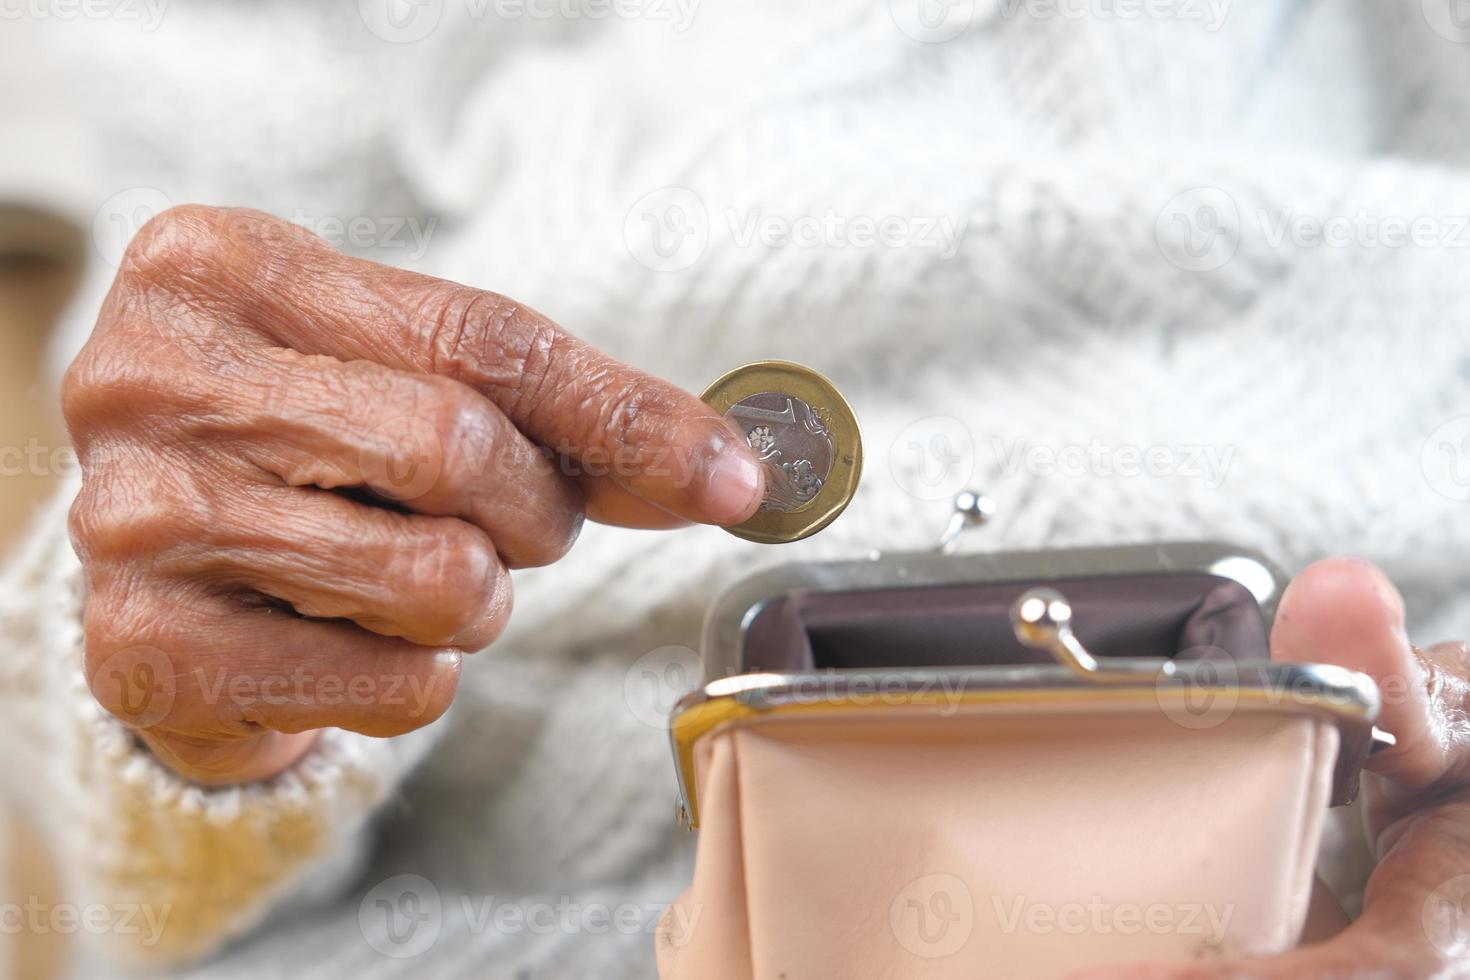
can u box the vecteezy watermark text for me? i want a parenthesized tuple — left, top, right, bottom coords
(359, 0, 699, 43)
(993, 438, 1235, 490)
(0, 898, 171, 948)
(288, 209, 437, 260)
(0, 0, 167, 29)
(0, 440, 78, 479)
(624, 187, 968, 272)
(726, 209, 966, 259)
(357, 875, 702, 958)
(190, 665, 447, 718)
(995, 0, 1229, 30)
(1157, 186, 1470, 273)
(992, 895, 1234, 941)
(889, 0, 1230, 44)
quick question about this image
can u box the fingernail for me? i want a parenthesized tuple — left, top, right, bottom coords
(702, 440, 763, 524)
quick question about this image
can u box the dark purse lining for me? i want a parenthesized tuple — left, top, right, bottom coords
(741, 573, 1267, 672)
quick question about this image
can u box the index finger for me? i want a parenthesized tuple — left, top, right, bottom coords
(124, 206, 764, 526)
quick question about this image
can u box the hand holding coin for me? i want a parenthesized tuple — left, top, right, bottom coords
(64, 205, 770, 785)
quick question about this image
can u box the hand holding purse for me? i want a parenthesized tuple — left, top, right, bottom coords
(658, 496, 1388, 978)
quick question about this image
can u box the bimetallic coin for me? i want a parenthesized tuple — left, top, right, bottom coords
(701, 361, 861, 544)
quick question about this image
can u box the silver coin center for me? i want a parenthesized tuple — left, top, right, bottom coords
(725, 391, 834, 513)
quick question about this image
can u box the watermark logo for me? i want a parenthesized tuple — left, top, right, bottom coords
(1155, 186, 1240, 273)
(890, 873, 974, 959)
(1423, 0, 1470, 43)
(624, 645, 701, 729)
(624, 187, 709, 273)
(359, 874, 443, 958)
(88, 645, 176, 730)
(889, 0, 975, 42)
(359, 0, 443, 42)
(890, 416, 976, 501)
(1154, 651, 1240, 731)
(1424, 874, 1470, 958)
(93, 186, 173, 270)
(1423, 416, 1470, 502)
(359, 415, 446, 502)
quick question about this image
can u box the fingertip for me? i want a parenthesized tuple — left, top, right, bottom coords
(1272, 557, 1409, 672)
(651, 415, 764, 525)
(700, 437, 764, 525)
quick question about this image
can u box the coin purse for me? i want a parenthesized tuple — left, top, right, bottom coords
(657, 533, 1384, 979)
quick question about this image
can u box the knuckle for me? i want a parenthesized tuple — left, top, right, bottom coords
(398, 527, 507, 646)
(414, 376, 502, 493)
(507, 501, 585, 570)
(59, 337, 180, 437)
(60, 342, 170, 436)
(535, 516, 584, 568)
(68, 471, 200, 565)
(363, 653, 463, 737)
(119, 204, 230, 284)
(579, 372, 668, 459)
(120, 205, 319, 294)
(499, 307, 561, 413)
(424, 286, 559, 395)
(59, 349, 107, 433)
(424, 287, 498, 380)
(432, 533, 497, 614)
(80, 588, 188, 729)
(66, 488, 103, 556)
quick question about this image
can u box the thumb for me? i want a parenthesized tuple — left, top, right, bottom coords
(1270, 556, 1469, 797)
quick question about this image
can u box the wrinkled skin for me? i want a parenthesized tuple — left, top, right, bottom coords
(1075, 558, 1470, 979)
(64, 205, 763, 785)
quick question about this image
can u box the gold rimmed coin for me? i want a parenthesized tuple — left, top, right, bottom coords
(701, 360, 862, 544)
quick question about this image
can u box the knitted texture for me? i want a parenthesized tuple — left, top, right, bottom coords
(1, 1, 1468, 976)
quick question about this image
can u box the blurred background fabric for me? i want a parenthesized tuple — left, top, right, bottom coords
(1, 1, 1469, 977)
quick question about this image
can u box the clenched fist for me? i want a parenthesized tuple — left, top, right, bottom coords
(63, 206, 763, 785)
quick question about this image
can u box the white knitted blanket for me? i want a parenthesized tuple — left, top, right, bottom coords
(2, 1, 1468, 976)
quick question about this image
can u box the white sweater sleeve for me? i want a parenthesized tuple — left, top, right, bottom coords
(0, 479, 446, 967)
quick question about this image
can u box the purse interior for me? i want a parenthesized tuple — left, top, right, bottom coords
(740, 573, 1267, 672)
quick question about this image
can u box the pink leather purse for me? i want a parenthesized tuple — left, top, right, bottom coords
(658, 517, 1386, 978)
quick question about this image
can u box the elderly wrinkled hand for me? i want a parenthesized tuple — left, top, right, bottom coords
(63, 205, 763, 785)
